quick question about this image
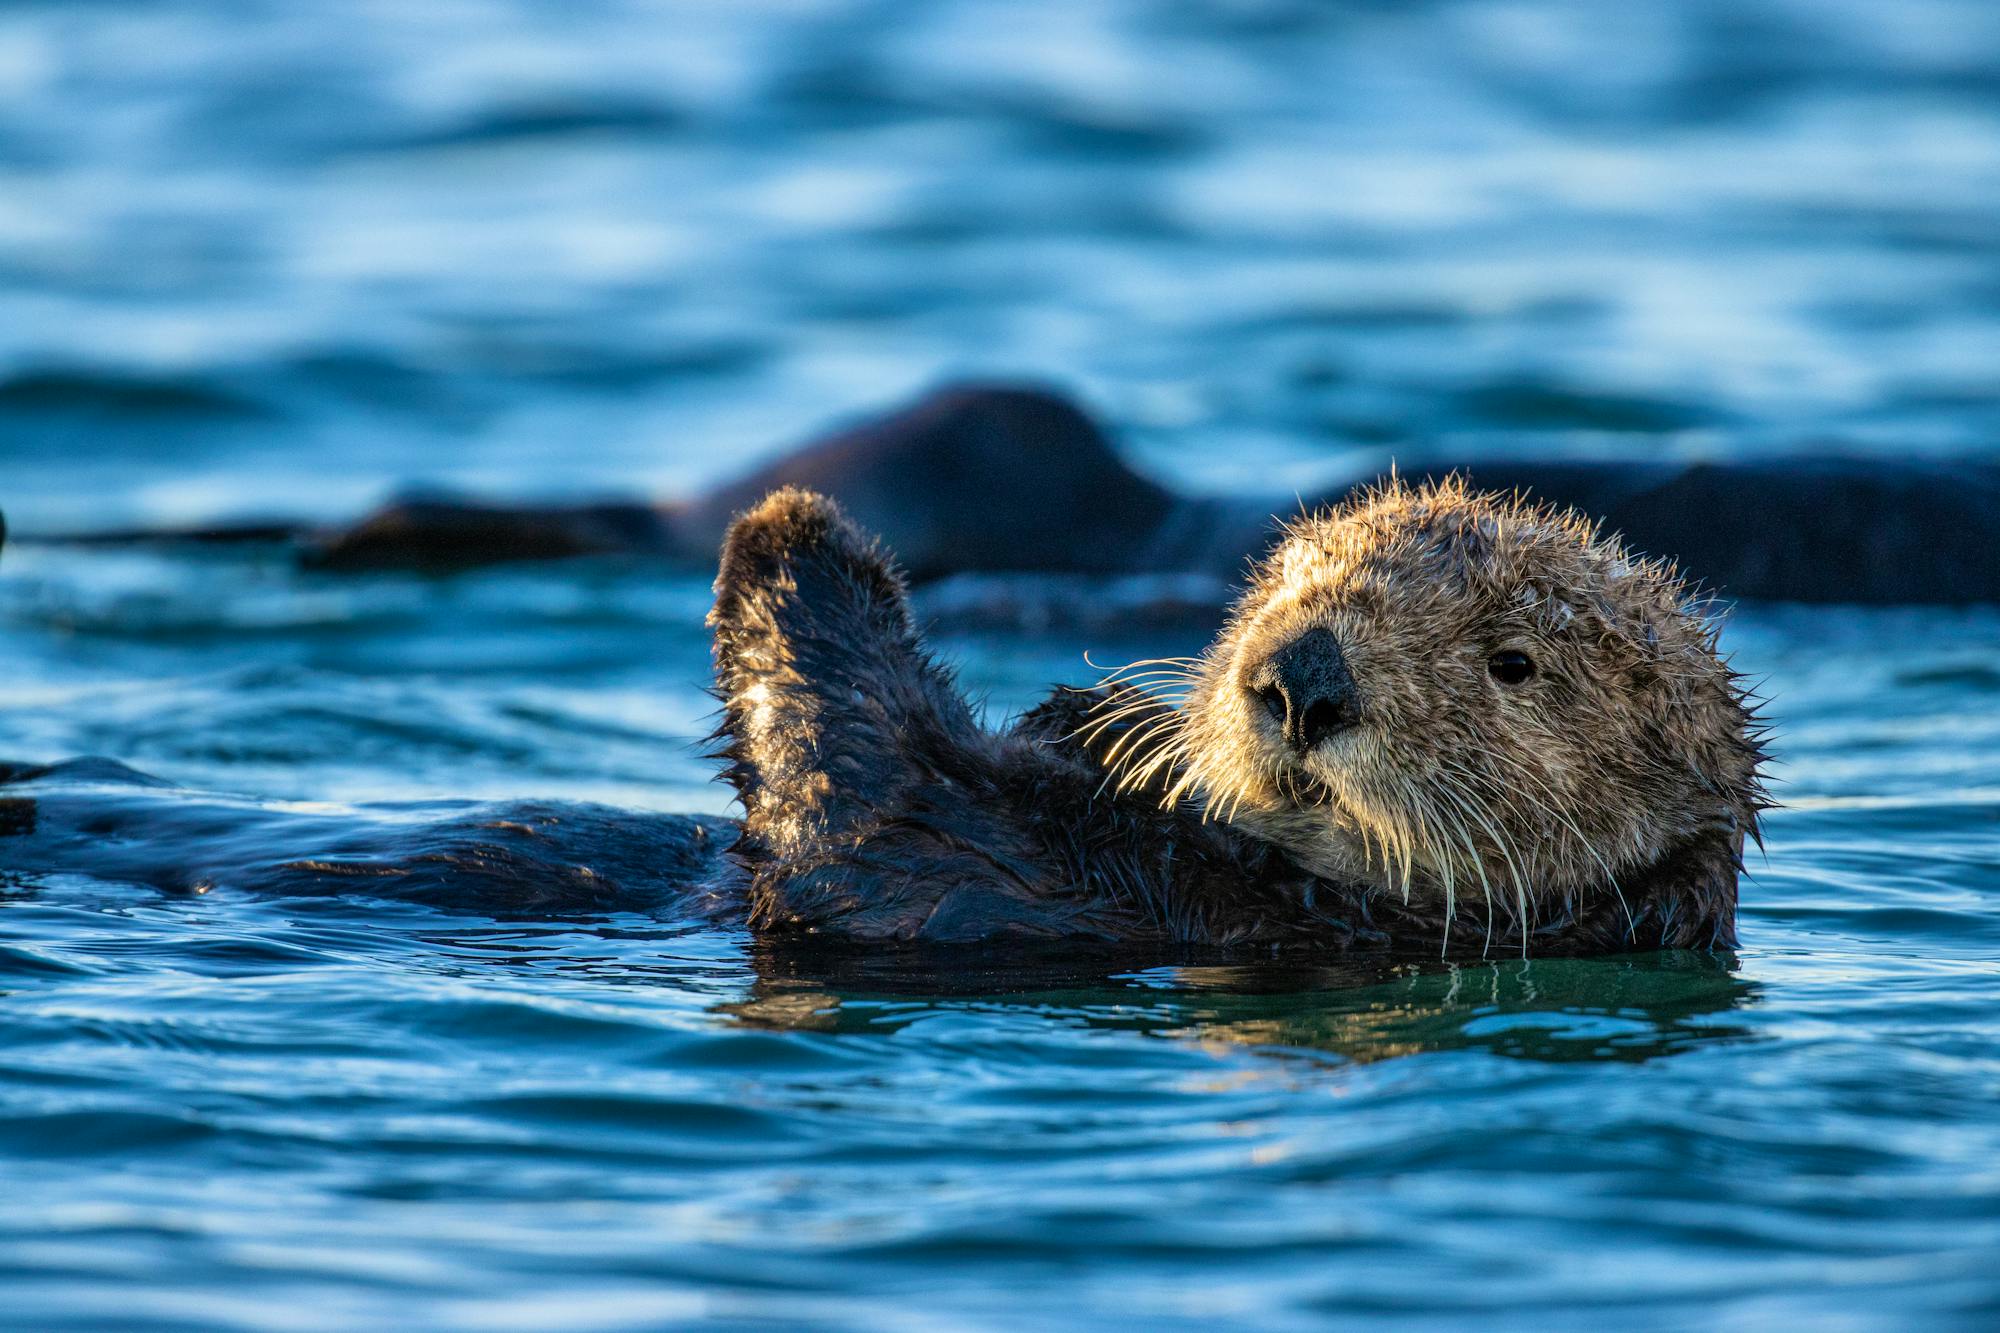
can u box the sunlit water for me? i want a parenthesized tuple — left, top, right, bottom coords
(3, 1, 2000, 1328)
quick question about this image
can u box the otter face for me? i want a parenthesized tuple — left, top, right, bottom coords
(1159, 479, 1764, 922)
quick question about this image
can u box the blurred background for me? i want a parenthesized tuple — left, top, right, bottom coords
(5, 0, 2000, 533)
(6, 8, 2000, 1329)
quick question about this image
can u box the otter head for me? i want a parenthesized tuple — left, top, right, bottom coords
(1155, 478, 1766, 935)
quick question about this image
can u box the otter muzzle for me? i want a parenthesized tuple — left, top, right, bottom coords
(1249, 627, 1361, 752)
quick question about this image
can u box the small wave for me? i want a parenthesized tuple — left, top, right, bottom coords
(0, 368, 274, 423)
(1453, 378, 1721, 435)
(1894, 663, 2000, 691)
(0, 1108, 219, 1156)
(0, 941, 97, 979)
(364, 96, 687, 153)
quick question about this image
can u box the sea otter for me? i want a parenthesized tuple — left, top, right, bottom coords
(710, 482, 1767, 955)
(0, 477, 1765, 956)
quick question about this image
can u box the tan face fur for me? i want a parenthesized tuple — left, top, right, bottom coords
(1119, 479, 1764, 925)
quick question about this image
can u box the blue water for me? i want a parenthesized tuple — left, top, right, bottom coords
(4, 1, 2000, 1327)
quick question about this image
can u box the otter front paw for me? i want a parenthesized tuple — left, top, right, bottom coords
(708, 488, 981, 862)
(709, 487, 907, 652)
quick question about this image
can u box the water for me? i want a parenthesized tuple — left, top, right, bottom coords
(4, 1, 2000, 1327)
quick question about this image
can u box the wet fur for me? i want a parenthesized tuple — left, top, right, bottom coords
(0, 487, 1762, 956)
(707, 488, 1365, 947)
(1120, 476, 1768, 952)
(709, 485, 1767, 954)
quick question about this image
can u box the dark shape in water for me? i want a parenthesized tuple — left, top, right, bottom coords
(22, 383, 1998, 605)
(0, 758, 731, 917)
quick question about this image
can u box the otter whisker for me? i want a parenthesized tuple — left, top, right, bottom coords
(1353, 815, 1386, 891)
(1096, 662, 1200, 680)
(1074, 694, 1182, 734)
(1419, 776, 1493, 925)
(1079, 688, 1188, 723)
(1079, 704, 1175, 751)
(1444, 750, 1631, 940)
(1083, 660, 1198, 682)
(1084, 652, 1201, 675)
(1120, 733, 1193, 799)
(1091, 714, 1186, 798)
(1367, 767, 1459, 947)
(1159, 761, 1204, 810)
(1077, 704, 1186, 770)
(1435, 838, 1457, 956)
(1111, 746, 1182, 800)
(1425, 775, 1502, 958)
(1087, 675, 1197, 699)
(1084, 654, 1203, 691)
(1389, 780, 1428, 907)
(1355, 771, 1423, 905)
(1427, 789, 1483, 938)
(1433, 768, 1537, 955)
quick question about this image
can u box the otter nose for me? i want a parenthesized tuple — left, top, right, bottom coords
(1250, 627, 1361, 752)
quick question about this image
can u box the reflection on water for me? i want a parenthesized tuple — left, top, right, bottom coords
(730, 946, 1757, 1066)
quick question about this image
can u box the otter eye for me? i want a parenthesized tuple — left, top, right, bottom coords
(1488, 650, 1535, 685)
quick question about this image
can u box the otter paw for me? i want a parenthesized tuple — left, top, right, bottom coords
(711, 488, 904, 627)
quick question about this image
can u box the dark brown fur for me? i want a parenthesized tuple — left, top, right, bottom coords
(709, 486, 1768, 955)
(708, 488, 1372, 947)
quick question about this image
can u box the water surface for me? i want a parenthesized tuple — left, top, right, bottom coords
(4, 1, 2000, 1327)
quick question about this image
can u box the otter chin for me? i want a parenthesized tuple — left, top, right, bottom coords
(1111, 477, 1769, 946)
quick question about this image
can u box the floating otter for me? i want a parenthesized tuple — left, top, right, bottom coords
(709, 482, 1767, 955)
(0, 473, 1766, 956)
(0, 480, 1763, 955)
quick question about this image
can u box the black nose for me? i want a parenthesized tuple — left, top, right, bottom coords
(1249, 627, 1361, 752)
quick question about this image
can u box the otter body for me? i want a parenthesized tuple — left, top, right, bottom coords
(706, 490, 1367, 948)
(1, 482, 1764, 959)
(709, 487, 1765, 955)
